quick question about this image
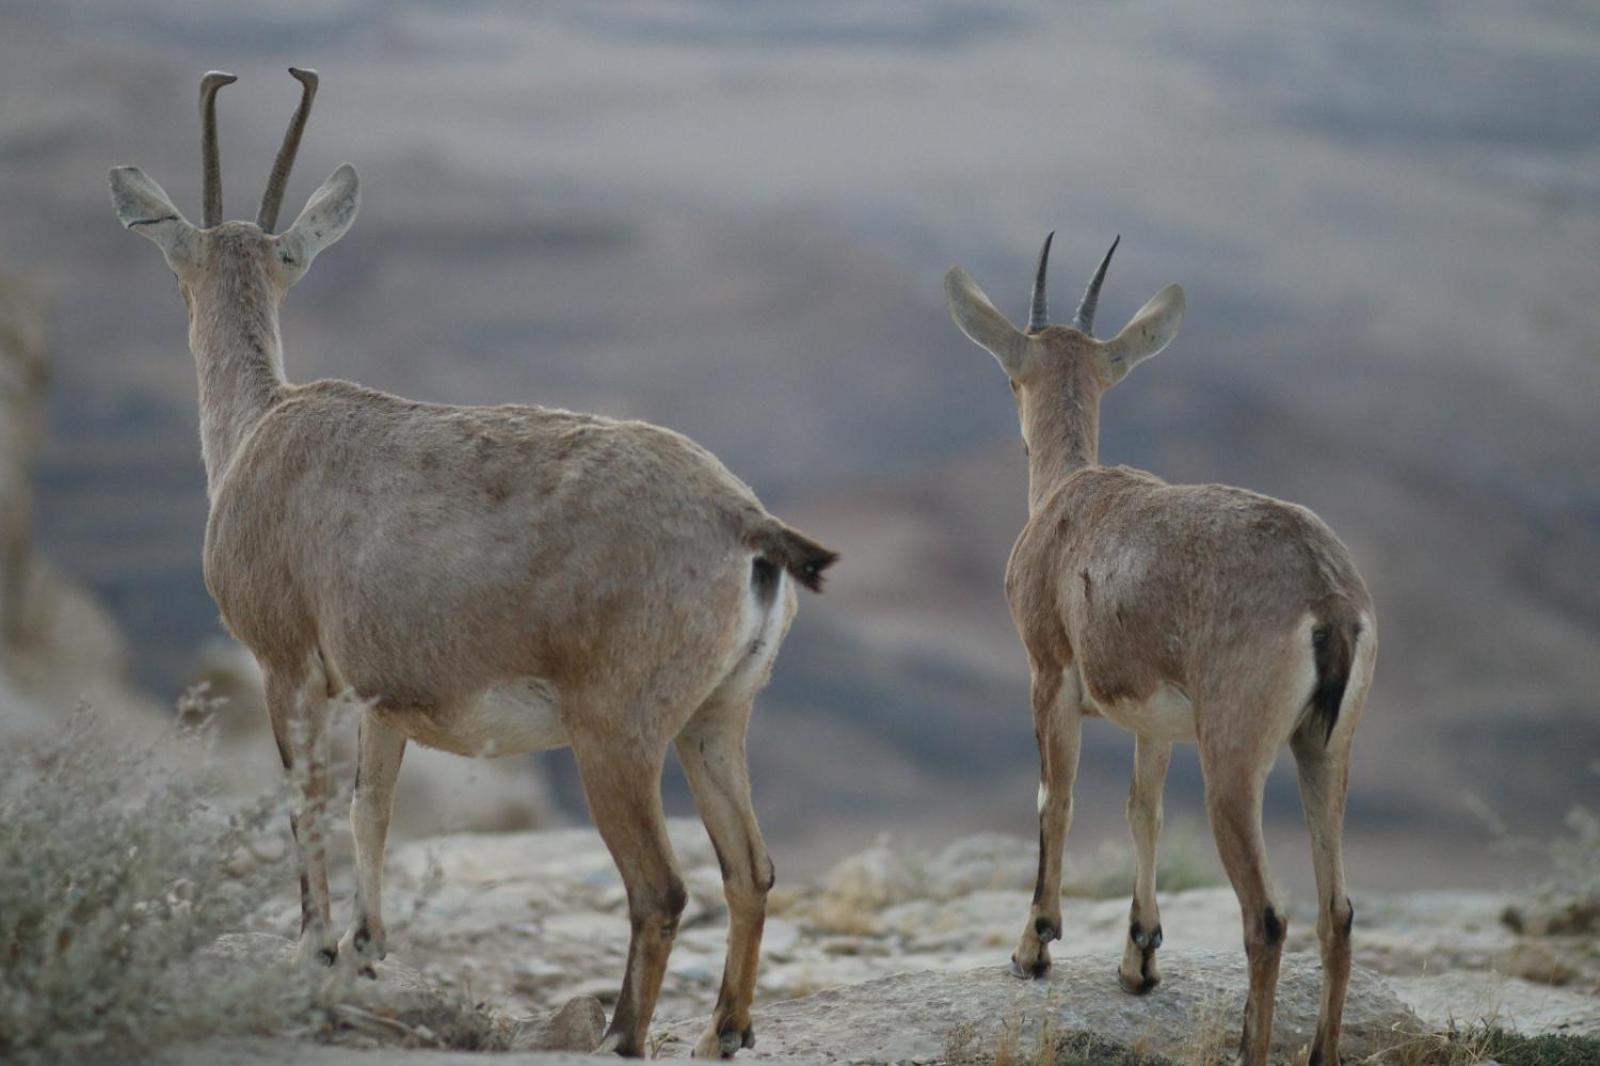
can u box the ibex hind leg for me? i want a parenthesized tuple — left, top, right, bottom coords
(679, 566, 790, 1058)
(677, 698, 771, 1059)
(264, 657, 338, 967)
(568, 719, 686, 1058)
(340, 711, 407, 977)
(1197, 696, 1287, 1066)
(1290, 622, 1372, 1066)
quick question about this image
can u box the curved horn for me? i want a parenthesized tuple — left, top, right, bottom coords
(1028, 231, 1054, 333)
(256, 67, 319, 233)
(199, 71, 237, 228)
(1073, 234, 1120, 337)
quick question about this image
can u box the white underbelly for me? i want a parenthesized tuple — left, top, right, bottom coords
(1086, 681, 1197, 743)
(393, 678, 568, 758)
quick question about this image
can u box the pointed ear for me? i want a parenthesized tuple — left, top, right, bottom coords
(108, 166, 199, 271)
(1102, 283, 1185, 384)
(944, 266, 1028, 378)
(277, 163, 359, 279)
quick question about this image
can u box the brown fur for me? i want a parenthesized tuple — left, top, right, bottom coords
(946, 249, 1375, 1066)
(110, 76, 835, 1059)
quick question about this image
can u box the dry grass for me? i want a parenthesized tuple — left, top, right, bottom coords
(1172, 996, 1234, 1066)
(1364, 1023, 1600, 1066)
(944, 1013, 1600, 1066)
(944, 1012, 1172, 1066)
(806, 892, 887, 936)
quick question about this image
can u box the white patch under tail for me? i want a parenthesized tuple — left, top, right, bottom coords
(1329, 613, 1377, 744)
(705, 557, 790, 707)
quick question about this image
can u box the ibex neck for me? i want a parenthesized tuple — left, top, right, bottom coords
(1024, 390, 1100, 515)
(189, 284, 286, 495)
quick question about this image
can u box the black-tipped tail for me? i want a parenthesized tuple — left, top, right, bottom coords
(747, 522, 839, 593)
(1308, 618, 1360, 745)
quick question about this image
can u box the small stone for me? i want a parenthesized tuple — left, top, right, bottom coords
(1504, 941, 1577, 986)
(514, 994, 606, 1052)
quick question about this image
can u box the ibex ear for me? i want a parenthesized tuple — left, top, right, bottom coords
(108, 166, 199, 272)
(1101, 283, 1185, 384)
(276, 163, 359, 280)
(944, 266, 1028, 378)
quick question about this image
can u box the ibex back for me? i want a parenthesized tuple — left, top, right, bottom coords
(945, 234, 1374, 1066)
(109, 69, 835, 1059)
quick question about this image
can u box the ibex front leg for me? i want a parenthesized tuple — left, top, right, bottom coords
(676, 694, 771, 1059)
(264, 662, 337, 966)
(1013, 663, 1082, 978)
(1118, 735, 1171, 994)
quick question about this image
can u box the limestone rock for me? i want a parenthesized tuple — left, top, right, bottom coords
(1386, 970, 1600, 1038)
(664, 951, 1416, 1063)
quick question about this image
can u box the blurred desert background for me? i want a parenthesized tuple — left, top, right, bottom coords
(2, 0, 1597, 901)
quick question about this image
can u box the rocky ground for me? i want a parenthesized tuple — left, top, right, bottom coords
(162, 820, 1597, 1064)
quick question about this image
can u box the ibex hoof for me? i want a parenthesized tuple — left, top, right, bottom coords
(294, 938, 338, 969)
(1010, 954, 1051, 980)
(692, 1024, 754, 1059)
(1117, 969, 1160, 995)
(338, 924, 387, 973)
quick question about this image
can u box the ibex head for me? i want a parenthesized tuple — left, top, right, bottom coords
(944, 233, 1186, 407)
(108, 69, 359, 308)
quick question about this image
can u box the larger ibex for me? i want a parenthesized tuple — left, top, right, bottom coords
(109, 69, 835, 1058)
(944, 234, 1375, 1066)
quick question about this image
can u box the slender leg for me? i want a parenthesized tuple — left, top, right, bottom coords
(1013, 663, 1083, 978)
(264, 662, 337, 966)
(676, 694, 771, 1059)
(1291, 723, 1356, 1066)
(570, 729, 686, 1057)
(1118, 735, 1172, 994)
(1199, 741, 1282, 1066)
(340, 710, 407, 975)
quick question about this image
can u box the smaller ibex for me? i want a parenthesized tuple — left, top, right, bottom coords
(110, 69, 835, 1058)
(945, 235, 1375, 1066)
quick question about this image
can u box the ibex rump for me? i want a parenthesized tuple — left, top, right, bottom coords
(109, 69, 835, 1058)
(944, 234, 1375, 1066)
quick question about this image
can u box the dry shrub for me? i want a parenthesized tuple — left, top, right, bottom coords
(0, 704, 512, 1060)
(0, 708, 294, 1058)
